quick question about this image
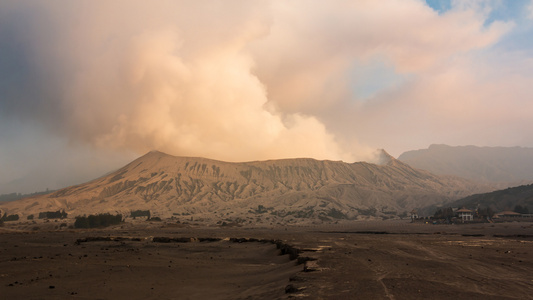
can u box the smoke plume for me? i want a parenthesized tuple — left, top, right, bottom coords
(0, 0, 524, 167)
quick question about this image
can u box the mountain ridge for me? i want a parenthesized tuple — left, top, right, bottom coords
(398, 144, 533, 187)
(447, 183, 533, 213)
(0, 150, 491, 224)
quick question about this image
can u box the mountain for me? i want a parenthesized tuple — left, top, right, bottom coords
(398, 144, 533, 187)
(448, 184, 533, 213)
(0, 190, 56, 203)
(0, 150, 490, 224)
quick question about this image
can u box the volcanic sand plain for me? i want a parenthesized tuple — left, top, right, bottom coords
(1, 220, 533, 299)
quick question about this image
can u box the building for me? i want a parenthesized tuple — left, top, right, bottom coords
(410, 209, 419, 221)
(456, 208, 473, 222)
(494, 211, 522, 218)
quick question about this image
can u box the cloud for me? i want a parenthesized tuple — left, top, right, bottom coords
(0, 1, 362, 163)
(0, 0, 524, 176)
(250, 0, 511, 114)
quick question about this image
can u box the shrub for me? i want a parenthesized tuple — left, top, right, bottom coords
(514, 205, 529, 214)
(131, 210, 150, 218)
(38, 210, 67, 219)
(357, 207, 377, 217)
(27, 214, 34, 220)
(74, 213, 123, 229)
(433, 207, 455, 220)
(327, 208, 347, 219)
(1, 213, 19, 222)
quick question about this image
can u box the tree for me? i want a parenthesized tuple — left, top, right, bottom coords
(74, 213, 122, 229)
(131, 210, 151, 218)
(1, 213, 19, 222)
(38, 210, 68, 219)
(433, 207, 455, 221)
(514, 205, 529, 214)
(477, 207, 494, 219)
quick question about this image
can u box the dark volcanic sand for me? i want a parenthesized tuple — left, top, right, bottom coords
(1, 220, 533, 299)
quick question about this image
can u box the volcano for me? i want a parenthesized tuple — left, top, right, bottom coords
(0, 150, 490, 223)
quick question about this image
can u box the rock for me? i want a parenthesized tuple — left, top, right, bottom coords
(285, 284, 298, 293)
(304, 260, 319, 272)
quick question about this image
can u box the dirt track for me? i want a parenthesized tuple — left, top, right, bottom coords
(1, 220, 533, 299)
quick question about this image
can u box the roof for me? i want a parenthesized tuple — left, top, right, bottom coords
(495, 211, 521, 216)
(456, 208, 473, 213)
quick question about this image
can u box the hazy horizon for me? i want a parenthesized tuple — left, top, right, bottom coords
(2, 0, 533, 194)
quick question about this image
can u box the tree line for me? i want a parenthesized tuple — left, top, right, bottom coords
(74, 214, 123, 228)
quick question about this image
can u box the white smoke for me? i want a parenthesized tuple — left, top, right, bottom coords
(0, 0, 518, 165)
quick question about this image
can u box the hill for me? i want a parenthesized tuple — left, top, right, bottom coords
(0, 150, 490, 224)
(398, 144, 533, 187)
(0, 190, 55, 203)
(448, 184, 533, 213)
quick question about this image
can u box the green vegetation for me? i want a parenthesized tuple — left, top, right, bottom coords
(326, 208, 347, 219)
(514, 205, 530, 214)
(450, 184, 533, 213)
(74, 213, 123, 228)
(131, 210, 151, 218)
(356, 207, 377, 217)
(1, 213, 19, 222)
(433, 207, 455, 221)
(477, 207, 494, 218)
(270, 207, 315, 219)
(249, 205, 273, 214)
(38, 210, 67, 219)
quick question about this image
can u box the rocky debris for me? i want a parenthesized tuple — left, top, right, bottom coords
(75, 236, 143, 245)
(197, 237, 223, 242)
(303, 260, 319, 272)
(493, 234, 533, 238)
(285, 284, 299, 293)
(297, 256, 317, 265)
(152, 237, 198, 243)
(150, 236, 305, 262)
(274, 240, 300, 260)
(74, 232, 320, 296)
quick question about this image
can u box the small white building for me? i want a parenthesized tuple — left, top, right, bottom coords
(410, 209, 419, 221)
(456, 208, 473, 222)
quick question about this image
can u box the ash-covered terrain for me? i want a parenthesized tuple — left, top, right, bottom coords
(1, 220, 532, 299)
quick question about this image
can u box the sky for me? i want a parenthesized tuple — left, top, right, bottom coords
(1, 0, 533, 194)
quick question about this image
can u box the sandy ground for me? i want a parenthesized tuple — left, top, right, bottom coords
(1, 220, 533, 299)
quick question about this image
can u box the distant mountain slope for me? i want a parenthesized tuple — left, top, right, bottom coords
(398, 144, 533, 186)
(448, 184, 533, 212)
(0, 150, 490, 223)
(0, 190, 55, 203)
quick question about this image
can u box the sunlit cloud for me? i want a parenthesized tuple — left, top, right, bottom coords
(1, 0, 532, 193)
